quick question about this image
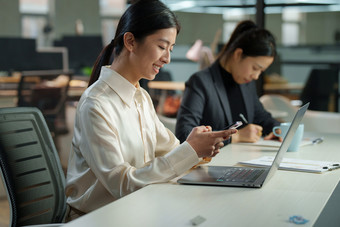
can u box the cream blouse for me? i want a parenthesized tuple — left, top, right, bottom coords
(66, 66, 199, 213)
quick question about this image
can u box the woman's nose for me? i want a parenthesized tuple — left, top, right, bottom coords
(252, 71, 261, 80)
(161, 50, 171, 64)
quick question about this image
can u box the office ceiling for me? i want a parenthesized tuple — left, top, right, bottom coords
(162, 0, 340, 14)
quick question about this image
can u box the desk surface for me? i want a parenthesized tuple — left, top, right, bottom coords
(263, 82, 304, 91)
(64, 132, 340, 227)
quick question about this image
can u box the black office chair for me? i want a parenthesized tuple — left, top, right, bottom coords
(300, 68, 339, 112)
(0, 107, 67, 226)
(17, 70, 73, 137)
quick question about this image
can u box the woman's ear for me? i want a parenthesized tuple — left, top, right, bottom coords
(123, 32, 135, 52)
(233, 48, 243, 61)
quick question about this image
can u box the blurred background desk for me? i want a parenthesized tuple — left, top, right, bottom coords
(0, 72, 88, 139)
(147, 81, 185, 91)
(263, 82, 304, 100)
(263, 82, 304, 92)
(0, 74, 88, 104)
(64, 132, 340, 227)
(147, 81, 185, 117)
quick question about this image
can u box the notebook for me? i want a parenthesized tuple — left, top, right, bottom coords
(177, 102, 310, 188)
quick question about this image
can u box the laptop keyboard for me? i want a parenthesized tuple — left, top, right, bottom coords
(216, 168, 265, 183)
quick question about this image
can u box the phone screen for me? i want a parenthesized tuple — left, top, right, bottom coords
(225, 121, 243, 130)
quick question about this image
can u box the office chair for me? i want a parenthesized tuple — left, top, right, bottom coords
(300, 68, 339, 112)
(260, 94, 340, 133)
(158, 114, 177, 134)
(0, 107, 67, 226)
(17, 70, 73, 137)
(259, 94, 298, 122)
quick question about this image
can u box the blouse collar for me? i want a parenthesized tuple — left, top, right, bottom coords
(99, 66, 140, 107)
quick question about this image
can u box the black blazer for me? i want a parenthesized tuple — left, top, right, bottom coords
(176, 60, 279, 143)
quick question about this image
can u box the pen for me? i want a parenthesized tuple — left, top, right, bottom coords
(312, 137, 324, 145)
(239, 113, 249, 125)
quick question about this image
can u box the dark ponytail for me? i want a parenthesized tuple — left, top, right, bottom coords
(88, 42, 114, 87)
(88, 0, 180, 87)
(217, 20, 276, 63)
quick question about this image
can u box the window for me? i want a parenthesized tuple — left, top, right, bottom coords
(101, 19, 120, 46)
(99, 0, 126, 45)
(222, 9, 247, 43)
(100, 0, 126, 16)
(20, 0, 48, 14)
(282, 8, 302, 46)
(20, 0, 50, 47)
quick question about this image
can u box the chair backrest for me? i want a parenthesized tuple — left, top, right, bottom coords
(0, 143, 17, 227)
(158, 114, 177, 134)
(300, 68, 339, 112)
(260, 94, 340, 133)
(0, 107, 66, 226)
(259, 94, 298, 122)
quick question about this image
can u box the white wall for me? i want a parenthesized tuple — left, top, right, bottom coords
(54, 0, 101, 39)
(305, 12, 340, 45)
(0, 0, 21, 36)
(163, 45, 199, 82)
(175, 12, 224, 45)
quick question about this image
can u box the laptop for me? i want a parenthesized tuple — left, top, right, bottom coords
(177, 102, 310, 188)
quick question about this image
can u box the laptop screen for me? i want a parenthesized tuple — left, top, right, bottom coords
(262, 102, 309, 186)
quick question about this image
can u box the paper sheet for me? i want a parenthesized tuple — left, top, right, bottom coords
(239, 156, 340, 173)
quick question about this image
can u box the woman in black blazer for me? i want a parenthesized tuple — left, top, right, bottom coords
(176, 20, 281, 144)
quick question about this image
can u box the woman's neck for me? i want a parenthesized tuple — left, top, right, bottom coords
(110, 54, 139, 87)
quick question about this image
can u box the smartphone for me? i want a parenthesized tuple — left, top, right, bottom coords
(224, 121, 243, 130)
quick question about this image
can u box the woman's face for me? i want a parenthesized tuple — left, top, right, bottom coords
(132, 28, 177, 81)
(231, 48, 274, 84)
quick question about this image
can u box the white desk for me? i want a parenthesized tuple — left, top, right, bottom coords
(64, 133, 340, 227)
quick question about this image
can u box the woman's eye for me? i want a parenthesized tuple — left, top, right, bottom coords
(159, 46, 166, 50)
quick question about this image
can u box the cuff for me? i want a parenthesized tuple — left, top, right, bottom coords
(164, 141, 200, 176)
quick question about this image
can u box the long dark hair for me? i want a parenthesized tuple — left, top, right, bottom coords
(218, 20, 276, 63)
(88, 0, 181, 87)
